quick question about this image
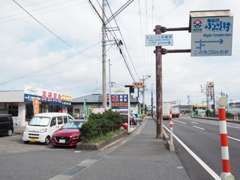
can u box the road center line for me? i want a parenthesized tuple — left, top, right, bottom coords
(192, 125, 205, 131)
(228, 136, 240, 142)
(174, 120, 186, 125)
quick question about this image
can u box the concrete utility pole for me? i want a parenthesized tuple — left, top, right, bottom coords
(151, 87, 154, 118)
(108, 59, 112, 109)
(154, 25, 163, 139)
(142, 75, 151, 115)
(89, 0, 135, 110)
(102, 0, 107, 109)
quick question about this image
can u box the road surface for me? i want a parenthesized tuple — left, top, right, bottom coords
(167, 116, 240, 179)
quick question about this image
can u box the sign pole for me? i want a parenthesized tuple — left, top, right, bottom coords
(154, 25, 163, 138)
(128, 87, 130, 133)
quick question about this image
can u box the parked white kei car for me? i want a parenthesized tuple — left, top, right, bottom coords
(22, 112, 74, 144)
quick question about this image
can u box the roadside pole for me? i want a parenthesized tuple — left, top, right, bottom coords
(108, 59, 112, 109)
(128, 87, 130, 133)
(218, 97, 235, 180)
(154, 25, 163, 138)
(169, 111, 174, 151)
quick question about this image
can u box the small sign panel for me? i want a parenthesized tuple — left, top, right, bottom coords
(191, 16, 233, 56)
(145, 34, 173, 46)
(217, 96, 228, 108)
(111, 94, 128, 110)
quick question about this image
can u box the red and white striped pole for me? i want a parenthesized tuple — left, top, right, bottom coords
(218, 107, 235, 180)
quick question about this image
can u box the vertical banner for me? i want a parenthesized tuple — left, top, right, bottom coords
(32, 99, 40, 115)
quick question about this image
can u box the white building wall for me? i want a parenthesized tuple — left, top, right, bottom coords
(0, 91, 24, 102)
(18, 103, 26, 127)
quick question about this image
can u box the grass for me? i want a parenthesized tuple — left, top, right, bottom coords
(88, 129, 124, 144)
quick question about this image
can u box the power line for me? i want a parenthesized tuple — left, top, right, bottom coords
(89, 0, 137, 82)
(11, 0, 72, 48)
(105, 0, 140, 81)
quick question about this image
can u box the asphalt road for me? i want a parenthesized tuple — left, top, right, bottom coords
(166, 116, 240, 179)
(0, 135, 102, 180)
(0, 119, 190, 180)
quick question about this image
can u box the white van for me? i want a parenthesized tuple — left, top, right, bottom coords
(22, 113, 74, 144)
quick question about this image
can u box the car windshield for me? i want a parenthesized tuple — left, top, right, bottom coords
(63, 121, 83, 129)
(29, 116, 50, 127)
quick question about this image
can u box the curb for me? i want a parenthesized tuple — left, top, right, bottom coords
(162, 128, 175, 152)
(76, 130, 127, 150)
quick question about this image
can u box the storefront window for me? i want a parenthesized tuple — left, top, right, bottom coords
(26, 103, 33, 121)
(8, 104, 18, 116)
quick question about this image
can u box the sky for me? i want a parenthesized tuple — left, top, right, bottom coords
(0, 0, 239, 105)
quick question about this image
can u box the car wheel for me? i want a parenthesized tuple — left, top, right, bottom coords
(45, 136, 51, 145)
(23, 141, 29, 144)
(7, 129, 13, 136)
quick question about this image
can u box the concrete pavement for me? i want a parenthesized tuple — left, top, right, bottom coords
(68, 118, 190, 180)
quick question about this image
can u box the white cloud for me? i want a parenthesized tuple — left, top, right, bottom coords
(0, 0, 239, 105)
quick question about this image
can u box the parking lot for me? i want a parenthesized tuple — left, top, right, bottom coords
(0, 134, 51, 155)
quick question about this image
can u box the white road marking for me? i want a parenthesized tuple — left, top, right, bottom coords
(74, 150, 81, 153)
(227, 125, 240, 129)
(228, 136, 240, 142)
(177, 166, 184, 169)
(174, 120, 186, 125)
(191, 121, 199, 125)
(49, 175, 72, 180)
(192, 126, 205, 131)
(77, 159, 98, 167)
(163, 125, 221, 180)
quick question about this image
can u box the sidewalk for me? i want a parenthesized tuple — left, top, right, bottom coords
(72, 118, 190, 180)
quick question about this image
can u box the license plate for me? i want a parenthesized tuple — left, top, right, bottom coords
(30, 139, 37, 142)
(59, 139, 66, 143)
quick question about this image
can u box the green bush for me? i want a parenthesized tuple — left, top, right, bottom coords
(80, 110, 125, 141)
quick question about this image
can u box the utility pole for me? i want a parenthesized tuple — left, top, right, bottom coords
(102, 0, 107, 109)
(206, 83, 209, 116)
(142, 75, 151, 115)
(151, 88, 153, 118)
(89, 0, 135, 110)
(212, 84, 216, 115)
(108, 59, 112, 109)
(154, 25, 163, 139)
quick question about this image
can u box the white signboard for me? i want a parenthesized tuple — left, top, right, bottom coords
(145, 34, 173, 46)
(217, 96, 228, 108)
(191, 16, 233, 56)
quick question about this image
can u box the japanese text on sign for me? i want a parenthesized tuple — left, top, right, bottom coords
(191, 16, 233, 56)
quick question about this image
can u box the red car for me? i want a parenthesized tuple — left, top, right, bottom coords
(51, 120, 84, 147)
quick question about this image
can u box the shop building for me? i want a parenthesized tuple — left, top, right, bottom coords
(0, 88, 72, 128)
(72, 94, 139, 118)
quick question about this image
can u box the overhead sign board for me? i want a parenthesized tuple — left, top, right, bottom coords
(145, 34, 173, 46)
(191, 15, 233, 56)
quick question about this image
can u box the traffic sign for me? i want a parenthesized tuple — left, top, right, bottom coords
(145, 34, 173, 46)
(191, 16, 233, 56)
